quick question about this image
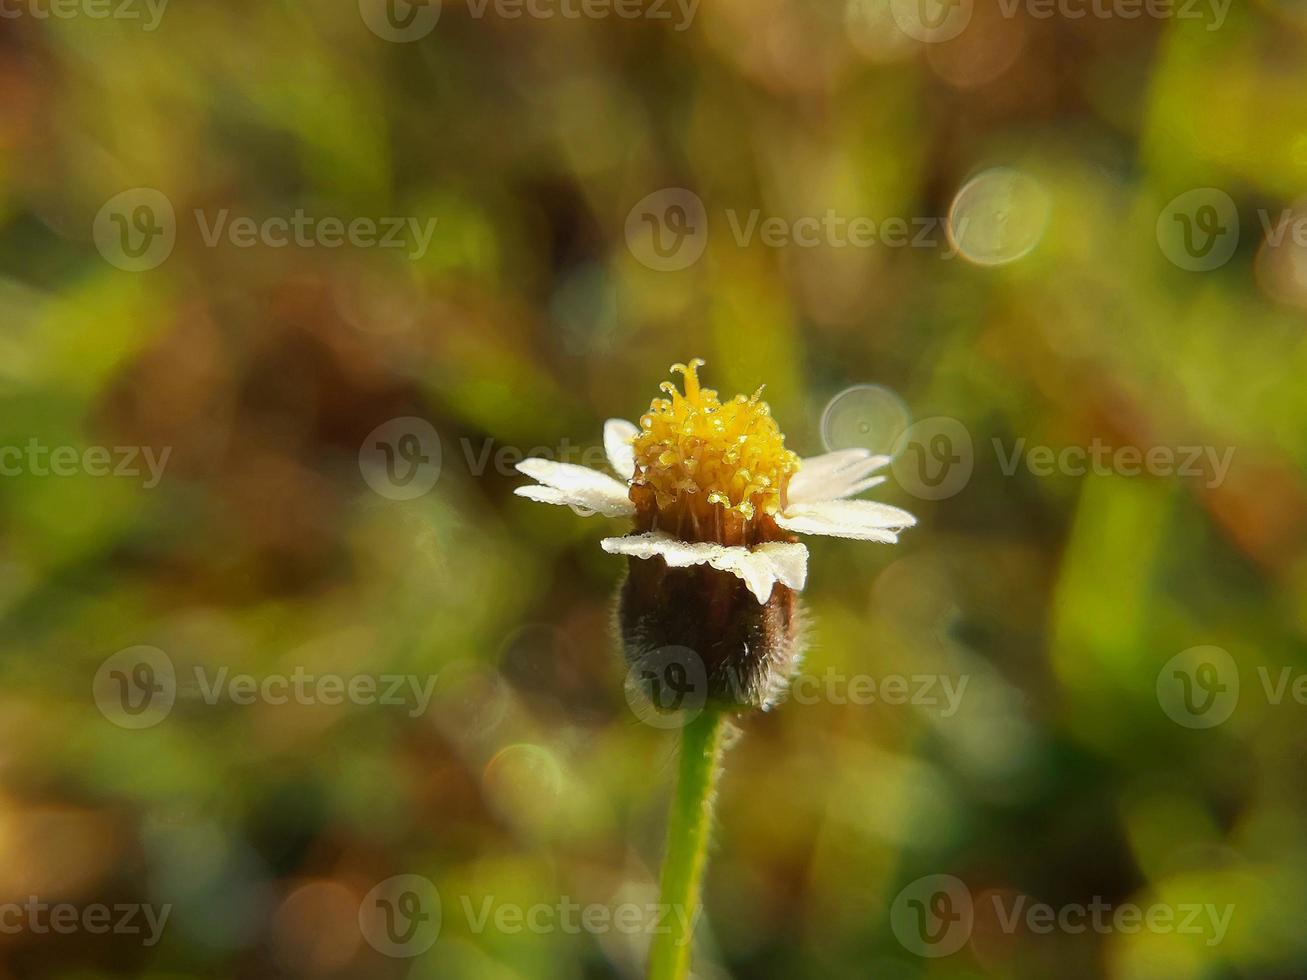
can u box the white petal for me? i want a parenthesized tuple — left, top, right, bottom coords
(753, 542, 808, 591)
(518, 457, 619, 493)
(600, 531, 809, 604)
(603, 418, 639, 481)
(776, 499, 916, 542)
(514, 458, 635, 517)
(513, 484, 634, 517)
(788, 450, 893, 505)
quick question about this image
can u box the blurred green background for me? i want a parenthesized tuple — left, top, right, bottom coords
(1, 0, 1306, 976)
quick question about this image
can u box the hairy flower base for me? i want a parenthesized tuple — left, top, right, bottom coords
(618, 558, 805, 711)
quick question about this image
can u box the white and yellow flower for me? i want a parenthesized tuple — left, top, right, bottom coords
(515, 358, 916, 605)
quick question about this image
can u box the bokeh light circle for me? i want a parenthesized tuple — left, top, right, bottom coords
(948, 168, 1050, 266)
(820, 384, 912, 457)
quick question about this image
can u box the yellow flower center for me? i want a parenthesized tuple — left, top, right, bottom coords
(630, 359, 799, 544)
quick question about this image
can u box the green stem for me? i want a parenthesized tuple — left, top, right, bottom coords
(647, 708, 730, 980)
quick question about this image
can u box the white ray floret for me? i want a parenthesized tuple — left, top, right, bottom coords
(603, 418, 639, 482)
(788, 449, 892, 505)
(601, 531, 808, 604)
(513, 458, 635, 517)
(775, 499, 917, 542)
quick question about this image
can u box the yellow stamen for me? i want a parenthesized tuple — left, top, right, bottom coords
(631, 360, 799, 543)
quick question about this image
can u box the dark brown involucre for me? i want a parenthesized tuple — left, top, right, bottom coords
(617, 557, 805, 712)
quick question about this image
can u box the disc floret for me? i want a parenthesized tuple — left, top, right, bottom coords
(630, 360, 799, 545)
